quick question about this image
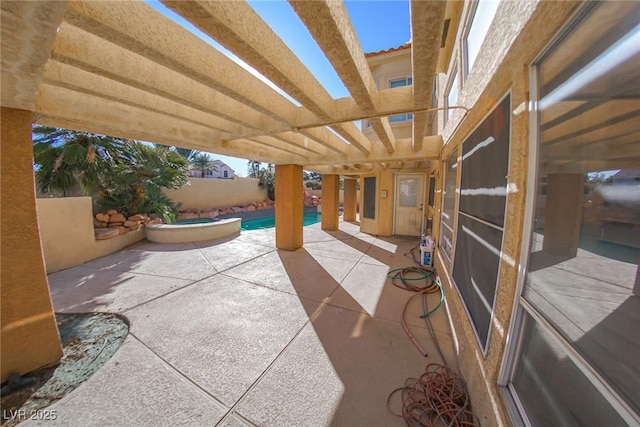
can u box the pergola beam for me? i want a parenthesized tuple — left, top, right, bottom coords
(161, 0, 333, 123)
(290, 0, 396, 152)
(35, 84, 300, 163)
(42, 60, 244, 137)
(1, 1, 69, 110)
(410, 1, 446, 150)
(64, 0, 303, 124)
(302, 135, 442, 167)
(52, 24, 284, 135)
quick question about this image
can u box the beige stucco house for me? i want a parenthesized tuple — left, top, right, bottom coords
(1, 1, 638, 425)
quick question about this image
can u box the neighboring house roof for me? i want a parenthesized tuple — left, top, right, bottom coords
(211, 159, 235, 174)
(365, 43, 411, 58)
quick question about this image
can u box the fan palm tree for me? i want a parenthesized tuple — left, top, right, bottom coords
(173, 147, 199, 162)
(247, 160, 261, 178)
(97, 142, 190, 221)
(32, 125, 125, 196)
(191, 152, 217, 178)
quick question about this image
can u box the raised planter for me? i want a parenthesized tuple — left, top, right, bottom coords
(145, 218, 241, 243)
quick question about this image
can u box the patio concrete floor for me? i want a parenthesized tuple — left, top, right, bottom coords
(27, 219, 457, 427)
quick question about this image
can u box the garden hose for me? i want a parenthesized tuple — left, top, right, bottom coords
(387, 244, 446, 360)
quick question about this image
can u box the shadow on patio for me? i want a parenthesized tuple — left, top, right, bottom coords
(28, 220, 457, 427)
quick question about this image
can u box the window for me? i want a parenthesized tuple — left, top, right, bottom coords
(452, 94, 510, 351)
(463, 0, 501, 78)
(439, 150, 457, 264)
(223, 170, 228, 178)
(363, 177, 376, 219)
(502, 3, 640, 424)
(445, 70, 459, 124)
(428, 177, 436, 207)
(389, 77, 413, 122)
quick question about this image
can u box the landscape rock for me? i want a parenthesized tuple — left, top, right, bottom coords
(93, 219, 108, 229)
(118, 226, 129, 235)
(127, 214, 146, 221)
(127, 223, 143, 231)
(95, 213, 109, 223)
(109, 213, 126, 223)
(145, 218, 163, 225)
(95, 227, 120, 240)
(246, 205, 256, 211)
(123, 220, 141, 227)
(106, 209, 118, 215)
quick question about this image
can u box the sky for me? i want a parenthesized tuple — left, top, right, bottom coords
(145, 0, 410, 176)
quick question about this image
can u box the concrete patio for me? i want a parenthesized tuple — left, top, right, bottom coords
(26, 219, 456, 427)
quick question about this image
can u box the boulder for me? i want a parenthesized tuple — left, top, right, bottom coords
(246, 205, 256, 211)
(232, 206, 245, 213)
(109, 213, 126, 223)
(95, 227, 120, 240)
(146, 218, 163, 225)
(109, 222, 124, 227)
(124, 220, 141, 227)
(106, 209, 118, 215)
(127, 223, 143, 231)
(95, 213, 109, 223)
(128, 214, 146, 221)
(118, 226, 129, 235)
(93, 219, 108, 229)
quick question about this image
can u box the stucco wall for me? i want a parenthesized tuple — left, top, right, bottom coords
(432, 1, 581, 425)
(164, 177, 268, 210)
(36, 197, 145, 273)
(359, 170, 432, 236)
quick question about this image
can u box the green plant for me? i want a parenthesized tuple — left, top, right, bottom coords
(96, 142, 189, 222)
(32, 125, 124, 196)
(305, 180, 321, 190)
(257, 167, 275, 200)
(191, 152, 217, 178)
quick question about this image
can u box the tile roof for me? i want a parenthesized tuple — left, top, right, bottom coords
(364, 43, 412, 58)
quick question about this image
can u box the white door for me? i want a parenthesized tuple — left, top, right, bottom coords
(394, 174, 425, 236)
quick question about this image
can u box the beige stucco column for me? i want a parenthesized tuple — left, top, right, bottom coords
(343, 178, 357, 222)
(543, 173, 585, 257)
(275, 164, 303, 250)
(321, 174, 339, 231)
(1, 107, 63, 382)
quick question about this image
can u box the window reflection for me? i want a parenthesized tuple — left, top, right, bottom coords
(521, 1, 640, 418)
(440, 151, 458, 264)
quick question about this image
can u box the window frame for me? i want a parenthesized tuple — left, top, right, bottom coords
(444, 67, 459, 125)
(462, 0, 501, 80)
(387, 76, 414, 123)
(498, 3, 640, 424)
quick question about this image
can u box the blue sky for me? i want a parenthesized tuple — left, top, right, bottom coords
(145, 0, 410, 175)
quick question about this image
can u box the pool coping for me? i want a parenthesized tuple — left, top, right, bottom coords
(145, 218, 241, 243)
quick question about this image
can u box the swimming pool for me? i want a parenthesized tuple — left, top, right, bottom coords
(241, 213, 322, 231)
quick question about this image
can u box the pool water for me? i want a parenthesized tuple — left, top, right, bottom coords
(175, 218, 217, 225)
(241, 213, 321, 231)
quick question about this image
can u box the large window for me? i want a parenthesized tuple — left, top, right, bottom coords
(502, 3, 640, 425)
(363, 176, 377, 219)
(439, 150, 457, 264)
(389, 77, 413, 122)
(452, 94, 511, 351)
(463, 0, 501, 78)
